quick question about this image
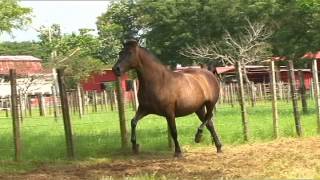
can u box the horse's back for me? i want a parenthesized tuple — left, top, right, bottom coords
(172, 68, 220, 116)
(181, 68, 219, 102)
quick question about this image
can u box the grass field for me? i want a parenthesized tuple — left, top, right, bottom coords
(0, 100, 319, 173)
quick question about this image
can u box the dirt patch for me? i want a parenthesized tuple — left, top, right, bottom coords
(2, 137, 320, 179)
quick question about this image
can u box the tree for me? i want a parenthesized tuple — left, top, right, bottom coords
(96, 0, 140, 64)
(180, 19, 272, 83)
(97, 0, 320, 67)
(269, 1, 320, 60)
(38, 25, 104, 88)
(135, 0, 240, 66)
(0, 41, 47, 59)
(0, 0, 32, 34)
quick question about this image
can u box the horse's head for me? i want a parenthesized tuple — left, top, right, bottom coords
(113, 39, 140, 76)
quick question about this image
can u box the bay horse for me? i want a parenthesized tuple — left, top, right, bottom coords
(112, 40, 222, 157)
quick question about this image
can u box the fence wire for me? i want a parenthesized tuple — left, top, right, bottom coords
(1, 70, 320, 161)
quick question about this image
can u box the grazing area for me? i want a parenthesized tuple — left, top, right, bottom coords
(1, 137, 320, 179)
(0, 100, 319, 179)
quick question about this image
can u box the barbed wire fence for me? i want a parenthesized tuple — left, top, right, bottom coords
(1, 59, 320, 161)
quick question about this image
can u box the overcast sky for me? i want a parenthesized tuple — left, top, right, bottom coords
(1, 1, 110, 42)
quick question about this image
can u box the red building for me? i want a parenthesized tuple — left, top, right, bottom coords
(0, 55, 43, 78)
(215, 65, 313, 89)
(302, 51, 320, 70)
(81, 69, 133, 100)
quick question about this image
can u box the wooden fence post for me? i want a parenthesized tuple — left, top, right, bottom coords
(72, 91, 78, 114)
(278, 82, 283, 101)
(18, 90, 23, 123)
(85, 91, 89, 113)
(27, 95, 32, 117)
(258, 83, 263, 101)
(236, 62, 249, 141)
(108, 90, 114, 111)
(102, 90, 108, 111)
(229, 83, 234, 107)
(115, 77, 128, 149)
(51, 86, 58, 120)
(9, 69, 21, 161)
(93, 91, 98, 113)
(263, 84, 267, 101)
(81, 88, 86, 115)
(288, 60, 303, 136)
(286, 82, 291, 103)
(270, 60, 279, 138)
(77, 83, 83, 118)
(311, 78, 315, 100)
(312, 59, 320, 134)
(298, 70, 308, 113)
(250, 83, 256, 107)
(57, 69, 75, 159)
(38, 93, 44, 116)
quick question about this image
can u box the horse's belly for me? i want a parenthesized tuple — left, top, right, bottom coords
(175, 100, 203, 117)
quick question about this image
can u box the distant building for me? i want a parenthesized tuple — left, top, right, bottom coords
(214, 65, 313, 89)
(0, 56, 43, 80)
(81, 69, 133, 101)
(0, 56, 52, 97)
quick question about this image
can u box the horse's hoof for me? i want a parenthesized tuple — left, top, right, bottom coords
(217, 148, 222, 153)
(132, 144, 140, 154)
(194, 132, 203, 143)
(174, 152, 183, 158)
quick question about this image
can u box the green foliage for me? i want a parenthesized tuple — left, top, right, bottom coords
(269, 0, 320, 59)
(97, 0, 320, 67)
(0, 0, 32, 34)
(38, 24, 62, 60)
(96, 0, 141, 64)
(0, 41, 47, 59)
(136, 0, 243, 65)
(38, 24, 105, 88)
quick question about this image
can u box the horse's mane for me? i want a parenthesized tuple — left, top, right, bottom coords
(139, 47, 164, 65)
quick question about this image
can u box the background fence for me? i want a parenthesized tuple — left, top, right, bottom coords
(1, 60, 320, 161)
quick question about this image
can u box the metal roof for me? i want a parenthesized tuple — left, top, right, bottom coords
(0, 56, 41, 61)
(0, 56, 43, 75)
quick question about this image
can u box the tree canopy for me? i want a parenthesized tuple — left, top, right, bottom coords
(96, 0, 320, 67)
(0, 0, 32, 35)
(38, 24, 104, 87)
(0, 41, 47, 58)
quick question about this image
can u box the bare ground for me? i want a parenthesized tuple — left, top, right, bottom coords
(1, 137, 320, 180)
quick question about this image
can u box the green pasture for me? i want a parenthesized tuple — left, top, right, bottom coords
(0, 100, 319, 172)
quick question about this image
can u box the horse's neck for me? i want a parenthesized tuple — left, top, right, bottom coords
(136, 49, 169, 86)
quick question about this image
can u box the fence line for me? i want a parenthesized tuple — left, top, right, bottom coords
(0, 61, 320, 161)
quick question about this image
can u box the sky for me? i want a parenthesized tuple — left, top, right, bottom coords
(1, 1, 110, 42)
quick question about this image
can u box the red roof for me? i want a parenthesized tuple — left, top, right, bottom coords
(0, 56, 43, 75)
(215, 66, 235, 74)
(271, 56, 287, 61)
(315, 52, 320, 59)
(302, 51, 320, 59)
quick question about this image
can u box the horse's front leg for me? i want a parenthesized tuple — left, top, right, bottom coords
(131, 107, 147, 154)
(166, 114, 182, 157)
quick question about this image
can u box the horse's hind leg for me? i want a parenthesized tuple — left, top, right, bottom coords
(195, 106, 207, 143)
(205, 104, 222, 153)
